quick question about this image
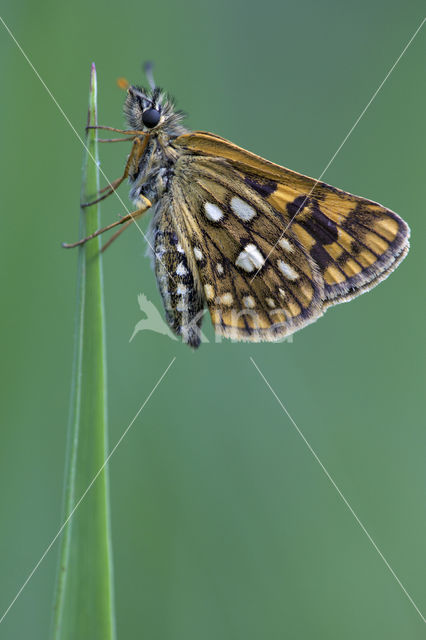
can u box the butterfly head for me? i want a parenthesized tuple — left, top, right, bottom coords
(124, 85, 186, 136)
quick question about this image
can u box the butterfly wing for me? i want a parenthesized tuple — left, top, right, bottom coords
(169, 132, 409, 341)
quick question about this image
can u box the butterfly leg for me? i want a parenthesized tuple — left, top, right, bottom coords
(100, 219, 133, 253)
(97, 136, 136, 143)
(81, 135, 149, 207)
(85, 174, 125, 204)
(86, 125, 144, 135)
(62, 197, 152, 249)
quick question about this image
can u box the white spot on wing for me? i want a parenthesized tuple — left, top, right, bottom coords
(176, 243, 185, 254)
(277, 259, 299, 280)
(176, 262, 188, 276)
(204, 202, 224, 222)
(193, 247, 203, 261)
(235, 243, 265, 272)
(204, 284, 214, 300)
(266, 298, 276, 308)
(244, 296, 255, 308)
(278, 237, 293, 252)
(216, 263, 224, 275)
(230, 197, 257, 221)
(220, 293, 233, 306)
(177, 284, 187, 295)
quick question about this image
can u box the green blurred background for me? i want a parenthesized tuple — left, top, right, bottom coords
(1, 1, 425, 638)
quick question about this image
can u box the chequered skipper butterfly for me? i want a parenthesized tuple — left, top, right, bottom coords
(64, 65, 410, 348)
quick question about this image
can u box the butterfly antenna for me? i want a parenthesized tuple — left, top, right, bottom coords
(144, 61, 156, 91)
(128, 85, 154, 106)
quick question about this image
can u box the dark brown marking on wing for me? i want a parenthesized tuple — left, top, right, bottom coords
(244, 175, 277, 198)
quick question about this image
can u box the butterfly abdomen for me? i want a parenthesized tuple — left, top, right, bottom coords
(151, 201, 205, 348)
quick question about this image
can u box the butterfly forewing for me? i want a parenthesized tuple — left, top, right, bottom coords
(275, 184, 409, 306)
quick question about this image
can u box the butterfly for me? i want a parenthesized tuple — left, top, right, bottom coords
(63, 64, 410, 348)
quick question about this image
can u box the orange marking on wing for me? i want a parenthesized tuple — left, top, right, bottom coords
(374, 216, 399, 242)
(293, 223, 316, 251)
(364, 232, 389, 255)
(298, 282, 314, 306)
(269, 309, 287, 325)
(356, 249, 377, 268)
(324, 241, 344, 260)
(286, 300, 301, 317)
(320, 196, 355, 222)
(342, 258, 362, 277)
(324, 265, 346, 285)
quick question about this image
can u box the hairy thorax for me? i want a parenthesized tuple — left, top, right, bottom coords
(128, 130, 188, 205)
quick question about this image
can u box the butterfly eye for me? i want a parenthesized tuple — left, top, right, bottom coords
(142, 108, 161, 128)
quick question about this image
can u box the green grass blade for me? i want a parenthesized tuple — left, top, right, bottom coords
(51, 63, 116, 640)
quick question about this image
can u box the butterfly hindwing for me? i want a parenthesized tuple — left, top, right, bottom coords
(171, 155, 325, 341)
